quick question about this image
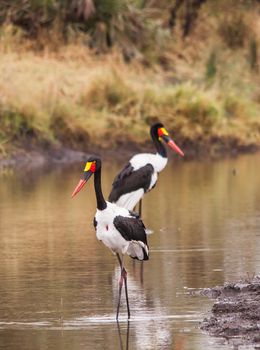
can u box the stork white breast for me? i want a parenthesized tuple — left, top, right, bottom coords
(130, 153, 168, 173)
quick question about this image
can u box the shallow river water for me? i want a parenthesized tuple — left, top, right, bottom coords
(0, 153, 259, 350)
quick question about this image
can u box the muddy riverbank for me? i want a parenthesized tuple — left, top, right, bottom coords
(0, 142, 259, 171)
(0, 144, 141, 171)
(198, 276, 260, 348)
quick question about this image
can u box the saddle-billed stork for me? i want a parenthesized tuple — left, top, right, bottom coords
(72, 156, 149, 320)
(108, 123, 184, 215)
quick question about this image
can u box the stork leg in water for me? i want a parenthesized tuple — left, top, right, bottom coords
(138, 199, 144, 284)
(131, 200, 144, 284)
(138, 199, 142, 217)
(116, 254, 130, 320)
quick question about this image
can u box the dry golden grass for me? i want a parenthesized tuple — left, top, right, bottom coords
(0, 10, 260, 157)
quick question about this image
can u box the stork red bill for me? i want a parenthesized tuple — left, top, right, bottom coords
(71, 179, 87, 197)
(167, 139, 184, 157)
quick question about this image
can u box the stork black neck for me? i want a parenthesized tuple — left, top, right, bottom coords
(151, 131, 167, 158)
(94, 166, 107, 211)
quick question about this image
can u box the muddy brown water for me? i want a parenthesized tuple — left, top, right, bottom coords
(0, 153, 259, 350)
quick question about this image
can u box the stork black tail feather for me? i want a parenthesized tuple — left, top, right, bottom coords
(129, 243, 149, 261)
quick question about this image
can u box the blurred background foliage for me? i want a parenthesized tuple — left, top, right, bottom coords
(0, 0, 258, 55)
(0, 0, 259, 74)
(0, 0, 259, 156)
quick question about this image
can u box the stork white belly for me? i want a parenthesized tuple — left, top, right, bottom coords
(97, 225, 130, 254)
(95, 203, 130, 253)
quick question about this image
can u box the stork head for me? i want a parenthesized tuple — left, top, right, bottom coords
(151, 123, 184, 157)
(71, 156, 101, 197)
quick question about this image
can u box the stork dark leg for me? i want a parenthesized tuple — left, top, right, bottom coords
(132, 200, 143, 270)
(116, 254, 123, 320)
(132, 200, 144, 282)
(138, 199, 142, 217)
(116, 254, 130, 320)
(138, 198, 144, 281)
(124, 270, 130, 319)
(140, 260, 144, 285)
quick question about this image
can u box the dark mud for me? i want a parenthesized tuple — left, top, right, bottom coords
(0, 146, 138, 171)
(197, 276, 260, 348)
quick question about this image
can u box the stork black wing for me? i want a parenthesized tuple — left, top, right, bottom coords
(113, 215, 149, 260)
(108, 164, 154, 203)
(112, 162, 134, 186)
(113, 215, 147, 242)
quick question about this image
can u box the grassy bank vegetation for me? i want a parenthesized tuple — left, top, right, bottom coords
(0, 0, 260, 158)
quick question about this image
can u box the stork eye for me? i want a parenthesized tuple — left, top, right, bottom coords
(158, 127, 169, 137)
(90, 162, 96, 173)
(84, 161, 96, 172)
